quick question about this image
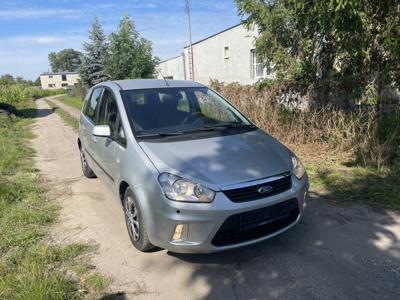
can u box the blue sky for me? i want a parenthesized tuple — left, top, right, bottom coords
(0, 0, 240, 80)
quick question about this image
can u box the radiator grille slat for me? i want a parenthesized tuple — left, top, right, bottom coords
(223, 175, 292, 202)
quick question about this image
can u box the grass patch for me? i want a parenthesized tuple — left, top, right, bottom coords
(304, 152, 400, 210)
(0, 100, 108, 299)
(45, 99, 79, 131)
(57, 95, 84, 111)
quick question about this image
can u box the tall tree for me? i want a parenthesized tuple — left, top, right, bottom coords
(105, 14, 158, 80)
(0, 74, 15, 85)
(48, 48, 82, 72)
(79, 17, 109, 87)
(235, 0, 400, 104)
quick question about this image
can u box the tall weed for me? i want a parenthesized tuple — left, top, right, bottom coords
(211, 81, 400, 169)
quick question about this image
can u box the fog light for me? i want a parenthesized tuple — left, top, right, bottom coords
(173, 224, 184, 241)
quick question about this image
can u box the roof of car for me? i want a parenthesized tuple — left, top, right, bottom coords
(111, 79, 205, 90)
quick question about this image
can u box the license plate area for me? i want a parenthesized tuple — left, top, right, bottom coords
(240, 201, 291, 231)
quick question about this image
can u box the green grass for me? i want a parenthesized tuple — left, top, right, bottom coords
(45, 99, 79, 131)
(0, 100, 108, 299)
(305, 154, 400, 210)
(57, 95, 83, 111)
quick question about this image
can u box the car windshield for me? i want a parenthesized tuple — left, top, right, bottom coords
(120, 87, 252, 137)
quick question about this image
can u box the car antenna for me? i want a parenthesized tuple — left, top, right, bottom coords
(158, 68, 170, 87)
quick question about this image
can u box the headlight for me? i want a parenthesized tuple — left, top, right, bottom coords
(291, 155, 306, 179)
(158, 173, 215, 203)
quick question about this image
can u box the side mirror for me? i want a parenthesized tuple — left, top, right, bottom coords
(92, 125, 111, 137)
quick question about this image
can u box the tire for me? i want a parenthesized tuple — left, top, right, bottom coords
(123, 187, 154, 252)
(79, 147, 96, 178)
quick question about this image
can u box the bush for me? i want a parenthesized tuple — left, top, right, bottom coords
(66, 85, 87, 100)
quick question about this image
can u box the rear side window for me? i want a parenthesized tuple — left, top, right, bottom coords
(84, 88, 103, 122)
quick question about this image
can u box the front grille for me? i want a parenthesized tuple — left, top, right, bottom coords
(223, 174, 292, 202)
(211, 198, 299, 247)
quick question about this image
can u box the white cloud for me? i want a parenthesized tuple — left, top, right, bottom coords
(0, 8, 82, 20)
(0, 35, 62, 45)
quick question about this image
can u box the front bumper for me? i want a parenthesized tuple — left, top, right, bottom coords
(147, 175, 309, 253)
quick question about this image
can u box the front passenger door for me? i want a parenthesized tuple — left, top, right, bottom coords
(95, 88, 126, 183)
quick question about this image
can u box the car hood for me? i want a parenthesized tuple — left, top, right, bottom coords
(139, 129, 292, 190)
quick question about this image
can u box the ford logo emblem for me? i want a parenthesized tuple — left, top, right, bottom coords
(257, 185, 273, 194)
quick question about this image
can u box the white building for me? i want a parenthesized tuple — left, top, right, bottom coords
(158, 24, 270, 85)
(40, 72, 80, 90)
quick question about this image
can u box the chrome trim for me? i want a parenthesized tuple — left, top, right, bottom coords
(220, 171, 291, 191)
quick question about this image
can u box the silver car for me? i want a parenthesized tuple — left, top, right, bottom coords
(78, 79, 309, 253)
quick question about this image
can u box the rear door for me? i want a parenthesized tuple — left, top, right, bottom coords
(80, 87, 104, 169)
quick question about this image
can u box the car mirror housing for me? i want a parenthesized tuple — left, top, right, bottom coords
(92, 125, 111, 137)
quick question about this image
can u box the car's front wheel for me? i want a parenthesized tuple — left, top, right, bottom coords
(79, 147, 96, 178)
(123, 187, 154, 252)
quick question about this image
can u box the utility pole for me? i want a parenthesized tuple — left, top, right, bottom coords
(185, 0, 194, 81)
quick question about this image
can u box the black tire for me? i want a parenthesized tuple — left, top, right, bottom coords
(123, 187, 154, 252)
(79, 147, 96, 178)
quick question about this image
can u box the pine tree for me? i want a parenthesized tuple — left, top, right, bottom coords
(105, 14, 158, 80)
(79, 17, 109, 87)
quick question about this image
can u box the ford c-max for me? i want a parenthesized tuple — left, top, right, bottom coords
(78, 79, 309, 253)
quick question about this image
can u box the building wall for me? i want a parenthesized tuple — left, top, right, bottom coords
(157, 24, 263, 85)
(157, 55, 186, 80)
(40, 73, 80, 90)
(186, 25, 258, 85)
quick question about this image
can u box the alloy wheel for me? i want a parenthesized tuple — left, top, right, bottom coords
(125, 196, 140, 241)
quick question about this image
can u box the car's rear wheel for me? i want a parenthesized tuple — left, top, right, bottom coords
(79, 147, 96, 178)
(123, 187, 154, 252)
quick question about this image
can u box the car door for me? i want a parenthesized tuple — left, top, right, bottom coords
(95, 88, 127, 183)
(80, 87, 104, 170)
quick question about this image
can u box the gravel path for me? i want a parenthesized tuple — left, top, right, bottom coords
(46, 95, 81, 119)
(31, 97, 400, 299)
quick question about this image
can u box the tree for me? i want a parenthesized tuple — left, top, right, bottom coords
(48, 48, 82, 72)
(105, 14, 158, 80)
(0, 74, 15, 85)
(79, 17, 110, 87)
(34, 77, 41, 86)
(235, 0, 400, 105)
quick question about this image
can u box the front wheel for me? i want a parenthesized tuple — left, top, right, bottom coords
(123, 187, 154, 252)
(79, 147, 96, 178)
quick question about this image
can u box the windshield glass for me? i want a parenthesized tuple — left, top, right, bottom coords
(121, 87, 252, 136)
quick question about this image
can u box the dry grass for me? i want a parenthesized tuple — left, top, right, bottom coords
(211, 80, 399, 170)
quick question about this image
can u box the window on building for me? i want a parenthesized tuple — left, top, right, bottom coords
(61, 83, 68, 87)
(224, 46, 230, 59)
(250, 49, 265, 79)
(48, 84, 56, 88)
(49, 75, 53, 78)
(61, 74, 67, 81)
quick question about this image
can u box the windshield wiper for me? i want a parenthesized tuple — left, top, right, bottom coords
(136, 132, 185, 138)
(204, 123, 256, 129)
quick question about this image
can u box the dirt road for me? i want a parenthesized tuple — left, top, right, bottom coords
(32, 97, 400, 299)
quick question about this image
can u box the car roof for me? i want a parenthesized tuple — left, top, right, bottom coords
(110, 79, 205, 90)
